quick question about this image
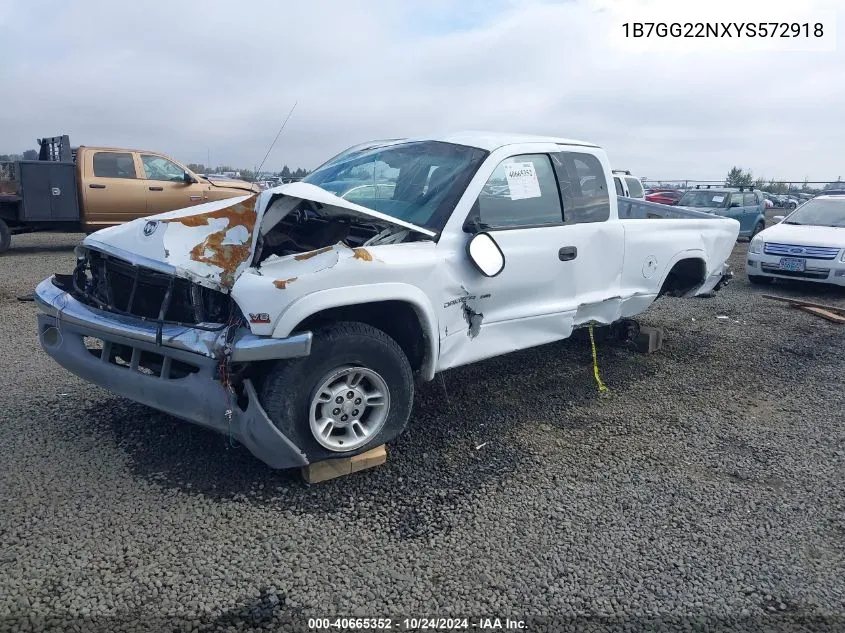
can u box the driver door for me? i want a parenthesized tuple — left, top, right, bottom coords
(438, 154, 581, 370)
(140, 154, 206, 214)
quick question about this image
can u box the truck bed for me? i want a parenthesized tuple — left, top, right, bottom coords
(617, 196, 718, 220)
(0, 160, 79, 222)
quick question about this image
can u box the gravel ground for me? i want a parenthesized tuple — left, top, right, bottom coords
(1, 231, 844, 633)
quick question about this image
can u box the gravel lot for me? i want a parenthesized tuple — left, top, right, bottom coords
(2, 231, 844, 633)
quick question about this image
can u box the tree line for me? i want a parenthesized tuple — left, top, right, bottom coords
(724, 166, 842, 194)
(0, 150, 38, 162)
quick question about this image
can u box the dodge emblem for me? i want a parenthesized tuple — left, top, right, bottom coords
(143, 220, 159, 237)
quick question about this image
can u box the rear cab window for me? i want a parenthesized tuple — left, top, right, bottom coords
(92, 152, 137, 179)
(624, 177, 643, 198)
(552, 152, 611, 224)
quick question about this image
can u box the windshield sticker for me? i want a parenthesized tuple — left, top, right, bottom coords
(504, 162, 542, 200)
(711, 195, 725, 203)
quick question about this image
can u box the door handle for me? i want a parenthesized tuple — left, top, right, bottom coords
(89, 184, 106, 189)
(559, 246, 577, 261)
(149, 186, 163, 191)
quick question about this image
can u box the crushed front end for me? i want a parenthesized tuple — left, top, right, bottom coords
(34, 245, 313, 469)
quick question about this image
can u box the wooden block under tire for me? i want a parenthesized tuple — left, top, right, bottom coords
(634, 325, 664, 354)
(301, 445, 387, 483)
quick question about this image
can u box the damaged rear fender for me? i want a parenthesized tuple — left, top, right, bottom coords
(271, 282, 440, 381)
(657, 248, 709, 295)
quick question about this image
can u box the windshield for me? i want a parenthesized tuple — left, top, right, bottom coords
(678, 190, 730, 208)
(784, 198, 845, 227)
(302, 141, 488, 230)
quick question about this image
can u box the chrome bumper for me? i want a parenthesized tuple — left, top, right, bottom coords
(34, 276, 312, 469)
(34, 277, 312, 362)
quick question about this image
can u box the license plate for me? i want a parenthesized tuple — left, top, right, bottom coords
(778, 257, 806, 272)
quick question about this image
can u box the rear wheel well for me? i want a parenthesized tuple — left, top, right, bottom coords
(659, 258, 706, 297)
(292, 301, 427, 373)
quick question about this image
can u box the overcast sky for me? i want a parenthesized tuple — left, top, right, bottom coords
(0, 0, 842, 181)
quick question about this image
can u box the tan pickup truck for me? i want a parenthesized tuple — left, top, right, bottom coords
(0, 135, 259, 253)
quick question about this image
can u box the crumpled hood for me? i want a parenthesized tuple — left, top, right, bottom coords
(758, 222, 845, 249)
(82, 182, 434, 292)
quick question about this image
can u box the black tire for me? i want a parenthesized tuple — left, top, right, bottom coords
(748, 275, 773, 285)
(259, 321, 414, 462)
(749, 221, 764, 241)
(0, 218, 10, 254)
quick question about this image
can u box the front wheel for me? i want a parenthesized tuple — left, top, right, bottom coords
(748, 274, 773, 285)
(259, 321, 414, 461)
(749, 221, 764, 241)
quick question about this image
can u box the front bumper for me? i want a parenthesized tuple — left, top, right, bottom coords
(747, 255, 845, 286)
(34, 277, 313, 469)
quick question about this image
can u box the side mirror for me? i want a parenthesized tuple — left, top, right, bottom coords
(467, 232, 505, 277)
(183, 171, 196, 184)
(772, 215, 785, 222)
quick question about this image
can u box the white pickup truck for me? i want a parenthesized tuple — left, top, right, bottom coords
(35, 133, 739, 468)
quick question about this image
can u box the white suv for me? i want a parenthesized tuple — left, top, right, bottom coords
(612, 170, 645, 199)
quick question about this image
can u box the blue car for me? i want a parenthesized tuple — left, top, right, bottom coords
(676, 187, 766, 240)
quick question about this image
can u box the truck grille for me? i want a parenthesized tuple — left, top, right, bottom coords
(763, 242, 841, 260)
(83, 336, 199, 379)
(71, 248, 233, 327)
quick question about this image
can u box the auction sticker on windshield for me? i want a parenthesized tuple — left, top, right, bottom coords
(712, 195, 725, 203)
(505, 162, 541, 200)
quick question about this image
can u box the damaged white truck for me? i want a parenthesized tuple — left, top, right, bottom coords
(35, 133, 739, 469)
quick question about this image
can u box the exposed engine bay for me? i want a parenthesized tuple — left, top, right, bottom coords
(254, 199, 424, 266)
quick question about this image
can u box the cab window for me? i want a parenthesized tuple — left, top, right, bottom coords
(92, 152, 137, 179)
(476, 154, 562, 228)
(142, 155, 187, 182)
(552, 152, 611, 224)
(625, 177, 643, 198)
(743, 192, 758, 206)
(613, 176, 624, 196)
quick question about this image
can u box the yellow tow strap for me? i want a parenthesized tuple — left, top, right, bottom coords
(588, 325, 609, 393)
